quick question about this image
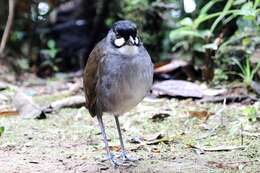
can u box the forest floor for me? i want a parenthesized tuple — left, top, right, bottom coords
(0, 72, 260, 173)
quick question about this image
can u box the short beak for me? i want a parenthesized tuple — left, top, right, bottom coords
(127, 36, 135, 46)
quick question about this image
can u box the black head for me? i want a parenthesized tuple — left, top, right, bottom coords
(111, 20, 140, 47)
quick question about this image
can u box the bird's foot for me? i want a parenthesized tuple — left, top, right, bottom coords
(120, 151, 138, 162)
(102, 153, 122, 167)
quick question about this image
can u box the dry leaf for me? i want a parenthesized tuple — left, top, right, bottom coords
(108, 145, 121, 152)
(0, 105, 18, 117)
(145, 132, 164, 142)
(129, 136, 145, 144)
(152, 80, 203, 98)
(13, 90, 46, 119)
(188, 111, 212, 121)
(151, 147, 160, 153)
(150, 113, 170, 122)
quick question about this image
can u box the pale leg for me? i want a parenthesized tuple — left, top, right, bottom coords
(114, 115, 138, 162)
(97, 114, 121, 167)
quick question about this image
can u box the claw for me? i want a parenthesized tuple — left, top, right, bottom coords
(120, 151, 138, 162)
(103, 153, 123, 167)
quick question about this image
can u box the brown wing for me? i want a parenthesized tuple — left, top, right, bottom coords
(83, 40, 105, 117)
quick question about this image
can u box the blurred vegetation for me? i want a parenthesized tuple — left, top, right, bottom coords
(0, 0, 259, 84)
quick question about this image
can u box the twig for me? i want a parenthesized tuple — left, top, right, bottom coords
(225, 159, 259, 165)
(188, 144, 246, 152)
(242, 131, 260, 137)
(216, 98, 226, 126)
(199, 95, 257, 104)
(0, 0, 16, 57)
(240, 123, 244, 145)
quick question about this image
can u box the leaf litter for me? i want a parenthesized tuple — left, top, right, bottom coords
(0, 74, 260, 172)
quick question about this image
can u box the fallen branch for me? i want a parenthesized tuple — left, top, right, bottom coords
(46, 95, 85, 112)
(0, 0, 16, 57)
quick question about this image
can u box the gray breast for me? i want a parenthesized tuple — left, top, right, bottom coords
(97, 47, 153, 115)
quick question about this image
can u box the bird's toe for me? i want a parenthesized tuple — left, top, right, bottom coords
(120, 151, 138, 162)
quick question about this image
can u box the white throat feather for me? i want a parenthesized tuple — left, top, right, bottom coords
(118, 45, 139, 56)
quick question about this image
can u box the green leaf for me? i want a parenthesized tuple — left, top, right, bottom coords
(254, 0, 260, 9)
(47, 40, 56, 49)
(237, 2, 257, 18)
(170, 28, 211, 41)
(242, 37, 251, 46)
(210, 0, 234, 33)
(251, 62, 260, 78)
(243, 107, 257, 122)
(0, 126, 4, 137)
(193, 43, 205, 52)
(171, 41, 189, 52)
(200, 0, 222, 15)
(234, 0, 247, 5)
(178, 17, 193, 26)
(203, 43, 218, 50)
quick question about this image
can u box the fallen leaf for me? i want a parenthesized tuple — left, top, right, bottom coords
(129, 136, 145, 144)
(0, 81, 8, 90)
(0, 110, 19, 116)
(207, 161, 239, 170)
(12, 90, 46, 119)
(152, 80, 204, 98)
(202, 88, 226, 96)
(150, 113, 170, 122)
(151, 147, 160, 153)
(130, 145, 145, 152)
(188, 111, 213, 121)
(109, 145, 121, 152)
(145, 132, 164, 142)
(0, 105, 19, 117)
(146, 137, 175, 145)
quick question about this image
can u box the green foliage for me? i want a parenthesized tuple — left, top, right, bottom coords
(16, 58, 30, 70)
(0, 126, 4, 137)
(243, 106, 257, 122)
(2, 0, 260, 79)
(233, 57, 260, 86)
(212, 68, 228, 85)
(40, 39, 60, 72)
(42, 40, 59, 59)
(169, 0, 260, 82)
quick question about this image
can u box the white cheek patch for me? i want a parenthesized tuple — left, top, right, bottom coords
(114, 37, 125, 47)
(135, 37, 139, 45)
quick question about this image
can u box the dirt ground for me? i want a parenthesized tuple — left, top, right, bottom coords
(0, 76, 260, 173)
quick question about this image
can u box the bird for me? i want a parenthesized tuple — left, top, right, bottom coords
(83, 20, 153, 167)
